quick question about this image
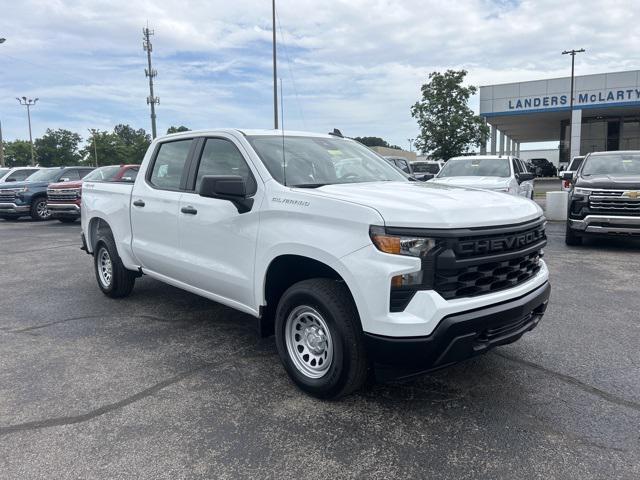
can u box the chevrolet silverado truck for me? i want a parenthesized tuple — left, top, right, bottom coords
(564, 150, 640, 245)
(47, 164, 139, 223)
(0, 166, 94, 221)
(81, 129, 550, 399)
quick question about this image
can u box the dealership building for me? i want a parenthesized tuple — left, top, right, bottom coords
(479, 69, 640, 165)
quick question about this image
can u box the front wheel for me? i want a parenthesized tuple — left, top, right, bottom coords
(275, 278, 369, 399)
(93, 232, 137, 298)
(30, 198, 51, 221)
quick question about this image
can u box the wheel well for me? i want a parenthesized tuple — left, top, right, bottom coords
(88, 217, 113, 251)
(259, 255, 347, 337)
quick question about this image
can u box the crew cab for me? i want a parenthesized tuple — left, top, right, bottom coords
(82, 129, 550, 399)
(431, 155, 535, 199)
(0, 166, 94, 220)
(564, 150, 640, 245)
(47, 164, 139, 223)
(0, 166, 40, 184)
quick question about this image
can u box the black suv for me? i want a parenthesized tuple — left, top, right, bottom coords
(529, 158, 557, 177)
(564, 151, 640, 245)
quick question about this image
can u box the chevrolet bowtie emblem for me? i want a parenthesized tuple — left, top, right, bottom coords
(624, 191, 639, 199)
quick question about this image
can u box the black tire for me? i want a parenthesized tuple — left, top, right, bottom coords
(93, 231, 136, 298)
(274, 278, 369, 399)
(30, 197, 51, 221)
(58, 217, 77, 223)
(565, 222, 582, 246)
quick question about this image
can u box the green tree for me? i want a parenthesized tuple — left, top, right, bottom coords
(167, 125, 190, 134)
(34, 128, 83, 166)
(3, 140, 33, 167)
(352, 136, 400, 150)
(411, 70, 489, 160)
(83, 125, 151, 166)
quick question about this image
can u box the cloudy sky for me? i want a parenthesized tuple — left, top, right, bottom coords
(1, 0, 638, 150)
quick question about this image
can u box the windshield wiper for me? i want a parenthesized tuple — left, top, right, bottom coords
(290, 183, 328, 188)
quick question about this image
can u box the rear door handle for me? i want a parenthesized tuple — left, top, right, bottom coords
(133, 199, 145, 207)
(181, 206, 198, 215)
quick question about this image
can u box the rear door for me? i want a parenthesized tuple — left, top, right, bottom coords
(176, 135, 263, 308)
(131, 138, 195, 274)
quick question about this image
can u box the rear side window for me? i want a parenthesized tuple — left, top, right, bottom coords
(62, 170, 81, 181)
(149, 140, 193, 190)
(121, 168, 138, 182)
(395, 159, 410, 174)
(79, 169, 93, 179)
(194, 138, 256, 193)
(7, 169, 36, 181)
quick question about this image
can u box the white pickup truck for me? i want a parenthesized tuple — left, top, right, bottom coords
(81, 129, 550, 399)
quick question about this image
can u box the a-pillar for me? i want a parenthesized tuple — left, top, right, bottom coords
(490, 125, 497, 155)
(570, 109, 582, 160)
(499, 131, 505, 156)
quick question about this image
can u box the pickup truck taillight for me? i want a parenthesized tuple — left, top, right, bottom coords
(562, 180, 570, 189)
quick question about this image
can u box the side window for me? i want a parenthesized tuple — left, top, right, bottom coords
(195, 138, 256, 193)
(79, 169, 93, 179)
(149, 139, 193, 190)
(8, 170, 34, 181)
(62, 170, 81, 181)
(122, 168, 138, 182)
(512, 159, 522, 175)
(396, 159, 410, 174)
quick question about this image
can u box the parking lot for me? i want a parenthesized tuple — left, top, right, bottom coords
(0, 219, 639, 479)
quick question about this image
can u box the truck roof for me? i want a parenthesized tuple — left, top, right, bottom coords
(163, 129, 338, 139)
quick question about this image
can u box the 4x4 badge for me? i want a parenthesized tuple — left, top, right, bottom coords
(624, 191, 639, 199)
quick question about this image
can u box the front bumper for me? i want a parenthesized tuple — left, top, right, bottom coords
(0, 203, 30, 214)
(47, 203, 81, 218)
(364, 281, 550, 380)
(568, 215, 640, 235)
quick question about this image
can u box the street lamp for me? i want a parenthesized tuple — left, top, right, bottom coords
(16, 97, 39, 166)
(562, 48, 585, 162)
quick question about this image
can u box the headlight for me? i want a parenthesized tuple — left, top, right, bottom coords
(2, 187, 28, 194)
(574, 187, 592, 195)
(369, 226, 437, 257)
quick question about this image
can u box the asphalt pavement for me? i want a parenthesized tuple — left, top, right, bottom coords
(0, 218, 639, 479)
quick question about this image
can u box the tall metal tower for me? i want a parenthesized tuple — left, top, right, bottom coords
(143, 26, 160, 139)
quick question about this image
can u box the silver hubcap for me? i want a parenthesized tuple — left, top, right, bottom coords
(285, 305, 333, 379)
(37, 200, 50, 219)
(97, 247, 113, 288)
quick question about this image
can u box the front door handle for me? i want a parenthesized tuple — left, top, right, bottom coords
(181, 206, 198, 215)
(133, 199, 145, 207)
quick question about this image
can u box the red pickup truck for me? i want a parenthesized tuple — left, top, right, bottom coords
(47, 164, 139, 223)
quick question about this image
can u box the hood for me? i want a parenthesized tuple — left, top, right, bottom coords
(298, 181, 542, 228)
(576, 174, 640, 191)
(430, 176, 510, 190)
(48, 180, 83, 190)
(0, 180, 49, 190)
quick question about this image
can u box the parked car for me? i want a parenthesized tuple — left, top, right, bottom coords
(0, 166, 95, 221)
(0, 166, 40, 184)
(529, 158, 557, 177)
(411, 161, 442, 180)
(82, 129, 549, 399)
(383, 156, 433, 181)
(559, 156, 585, 191)
(564, 151, 640, 245)
(430, 155, 535, 199)
(47, 164, 139, 223)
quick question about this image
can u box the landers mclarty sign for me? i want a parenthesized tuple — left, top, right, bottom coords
(508, 88, 640, 110)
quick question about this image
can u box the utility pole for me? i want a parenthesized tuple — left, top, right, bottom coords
(408, 138, 414, 152)
(0, 120, 5, 167)
(88, 129, 99, 166)
(16, 97, 38, 166)
(562, 48, 585, 161)
(143, 26, 160, 139)
(272, 0, 278, 129)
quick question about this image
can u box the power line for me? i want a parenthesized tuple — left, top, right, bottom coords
(143, 26, 160, 139)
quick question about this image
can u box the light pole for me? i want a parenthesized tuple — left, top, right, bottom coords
(272, 0, 278, 129)
(88, 129, 99, 167)
(16, 97, 38, 166)
(0, 120, 4, 167)
(562, 48, 585, 162)
(407, 138, 414, 152)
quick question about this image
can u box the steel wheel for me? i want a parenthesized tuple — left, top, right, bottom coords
(97, 246, 113, 288)
(36, 200, 51, 219)
(285, 305, 333, 379)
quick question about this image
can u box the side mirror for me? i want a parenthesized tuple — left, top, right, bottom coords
(419, 173, 435, 181)
(562, 172, 574, 181)
(198, 175, 253, 213)
(517, 172, 535, 183)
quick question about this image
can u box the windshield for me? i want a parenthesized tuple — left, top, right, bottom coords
(26, 168, 61, 182)
(413, 163, 440, 174)
(0, 168, 9, 176)
(437, 158, 510, 178)
(246, 135, 407, 186)
(84, 166, 121, 181)
(582, 153, 640, 176)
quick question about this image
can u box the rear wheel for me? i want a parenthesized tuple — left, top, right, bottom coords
(93, 232, 137, 298)
(30, 198, 51, 221)
(275, 278, 369, 399)
(565, 222, 583, 246)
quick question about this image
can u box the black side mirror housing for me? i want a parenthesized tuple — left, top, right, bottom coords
(562, 172, 574, 181)
(419, 173, 435, 181)
(198, 175, 253, 213)
(517, 172, 535, 183)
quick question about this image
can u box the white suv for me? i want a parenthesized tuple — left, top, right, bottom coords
(431, 155, 535, 199)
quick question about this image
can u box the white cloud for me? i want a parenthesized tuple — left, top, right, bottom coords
(0, 0, 638, 150)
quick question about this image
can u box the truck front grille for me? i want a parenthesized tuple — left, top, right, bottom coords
(0, 191, 16, 202)
(589, 197, 640, 216)
(47, 189, 79, 201)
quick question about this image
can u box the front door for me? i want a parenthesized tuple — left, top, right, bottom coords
(176, 136, 262, 309)
(131, 138, 194, 274)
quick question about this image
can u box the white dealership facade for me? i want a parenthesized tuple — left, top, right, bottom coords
(479, 69, 640, 165)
